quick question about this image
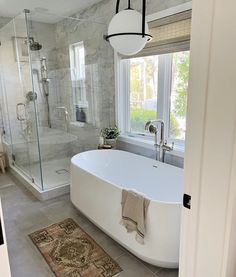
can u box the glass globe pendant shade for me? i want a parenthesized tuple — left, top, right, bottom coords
(107, 9, 151, 56)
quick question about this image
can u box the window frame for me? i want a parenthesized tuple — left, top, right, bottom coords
(115, 4, 192, 151)
(118, 52, 187, 148)
(69, 41, 88, 110)
(69, 41, 85, 81)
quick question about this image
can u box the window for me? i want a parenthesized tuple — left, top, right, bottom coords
(69, 42, 88, 116)
(117, 7, 191, 148)
(119, 50, 190, 145)
(69, 42, 85, 81)
(130, 56, 159, 133)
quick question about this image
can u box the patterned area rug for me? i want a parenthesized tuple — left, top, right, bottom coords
(29, 218, 122, 277)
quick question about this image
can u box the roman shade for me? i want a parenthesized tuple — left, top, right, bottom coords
(121, 9, 192, 58)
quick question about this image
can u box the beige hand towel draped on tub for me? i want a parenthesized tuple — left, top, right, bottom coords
(120, 189, 150, 244)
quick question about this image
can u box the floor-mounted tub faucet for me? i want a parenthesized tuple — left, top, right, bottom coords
(145, 120, 174, 162)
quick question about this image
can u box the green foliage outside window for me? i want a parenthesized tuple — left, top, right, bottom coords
(172, 52, 190, 118)
(130, 108, 180, 137)
(129, 52, 189, 140)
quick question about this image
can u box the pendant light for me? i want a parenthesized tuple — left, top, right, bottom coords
(105, 0, 152, 56)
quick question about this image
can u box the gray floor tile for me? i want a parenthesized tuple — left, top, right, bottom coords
(116, 253, 156, 277)
(155, 268, 179, 277)
(0, 173, 178, 277)
(81, 221, 126, 259)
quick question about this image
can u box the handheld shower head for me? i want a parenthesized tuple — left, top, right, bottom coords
(145, 121, 157, 134)
(145, 120, 151, 130)
(30, 42, 42, 51)
(28, 37, 42, 51)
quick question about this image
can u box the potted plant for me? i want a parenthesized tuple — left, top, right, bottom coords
(101, 126, 120, 147)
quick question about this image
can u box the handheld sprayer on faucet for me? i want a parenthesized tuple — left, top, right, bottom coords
(145, 120, 174, 162)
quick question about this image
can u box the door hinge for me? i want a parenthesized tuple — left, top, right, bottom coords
(183, 194, 191, 209)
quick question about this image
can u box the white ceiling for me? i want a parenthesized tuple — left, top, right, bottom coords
(0, 0, 103, 21)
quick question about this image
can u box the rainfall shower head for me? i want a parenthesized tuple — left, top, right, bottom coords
(29, 37, 42, 51)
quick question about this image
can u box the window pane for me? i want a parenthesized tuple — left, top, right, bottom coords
(69, 41, 88, 122)
(169, 51, 190, 140)
(129, 56, 158, 133)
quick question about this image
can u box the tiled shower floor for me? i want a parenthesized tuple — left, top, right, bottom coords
(23, 158, 70, 190)
(0, 173, 179, 277)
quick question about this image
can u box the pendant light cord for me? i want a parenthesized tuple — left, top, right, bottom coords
(116, 0, 132, 13)
(115, 0, 147, 37)
(116, 0, 120, 13)
(128, 0, 131, 9)
(142, 0, 146, 37)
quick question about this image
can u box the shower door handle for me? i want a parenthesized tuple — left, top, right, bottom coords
(16, 103, 26, 121)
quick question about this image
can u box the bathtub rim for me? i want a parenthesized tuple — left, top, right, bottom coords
(71, 149, 183, 206)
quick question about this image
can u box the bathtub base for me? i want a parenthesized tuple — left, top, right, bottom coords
(72, 201, 179, 268)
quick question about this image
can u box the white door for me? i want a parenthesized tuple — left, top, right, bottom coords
(179, 0, 236, 276)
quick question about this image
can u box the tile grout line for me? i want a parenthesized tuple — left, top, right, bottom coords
(116, 250, 158, 276)
(114, 252, 126, 261)
(139, 261, 159, 276)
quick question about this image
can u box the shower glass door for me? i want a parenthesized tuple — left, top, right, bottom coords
(0, 13, 43, 190)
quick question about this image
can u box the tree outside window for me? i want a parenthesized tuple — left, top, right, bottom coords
(129, 51, 190, 141)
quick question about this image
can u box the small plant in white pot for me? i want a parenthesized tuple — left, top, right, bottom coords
(102, 126, 120, 148)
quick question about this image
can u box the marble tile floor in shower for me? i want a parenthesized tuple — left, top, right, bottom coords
(0, 173, 178, 277)
(22, 157, 70, 189)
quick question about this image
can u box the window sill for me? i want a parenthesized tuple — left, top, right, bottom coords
(70, 121, 86, 127)
(117, 134, 185, 158)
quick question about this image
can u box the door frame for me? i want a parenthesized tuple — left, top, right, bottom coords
(179, 0, 236, 276)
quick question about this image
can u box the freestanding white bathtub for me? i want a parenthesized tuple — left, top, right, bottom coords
(70, 150, 183, 268)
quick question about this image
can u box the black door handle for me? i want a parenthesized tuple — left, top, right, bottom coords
(183, 194, 191, 209)
(0, 219, 4, 245)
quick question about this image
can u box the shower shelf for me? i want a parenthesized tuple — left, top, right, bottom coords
(70, 122, 86, 127)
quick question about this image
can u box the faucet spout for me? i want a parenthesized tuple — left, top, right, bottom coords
(145, 119, 173, 162)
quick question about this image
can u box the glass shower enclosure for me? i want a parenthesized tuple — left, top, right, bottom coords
(0, 10, 111, 194)
(0, 12, 44, 190)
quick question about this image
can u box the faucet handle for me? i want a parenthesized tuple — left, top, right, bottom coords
(163, 141, 174, 152)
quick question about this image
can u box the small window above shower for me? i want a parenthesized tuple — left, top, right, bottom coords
(69, 41, 88, 122)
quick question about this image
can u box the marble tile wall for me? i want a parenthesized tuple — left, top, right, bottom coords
(29, 21, 58, 130)
(0, 17, 11, 29)
(53, 17, 114, 128)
